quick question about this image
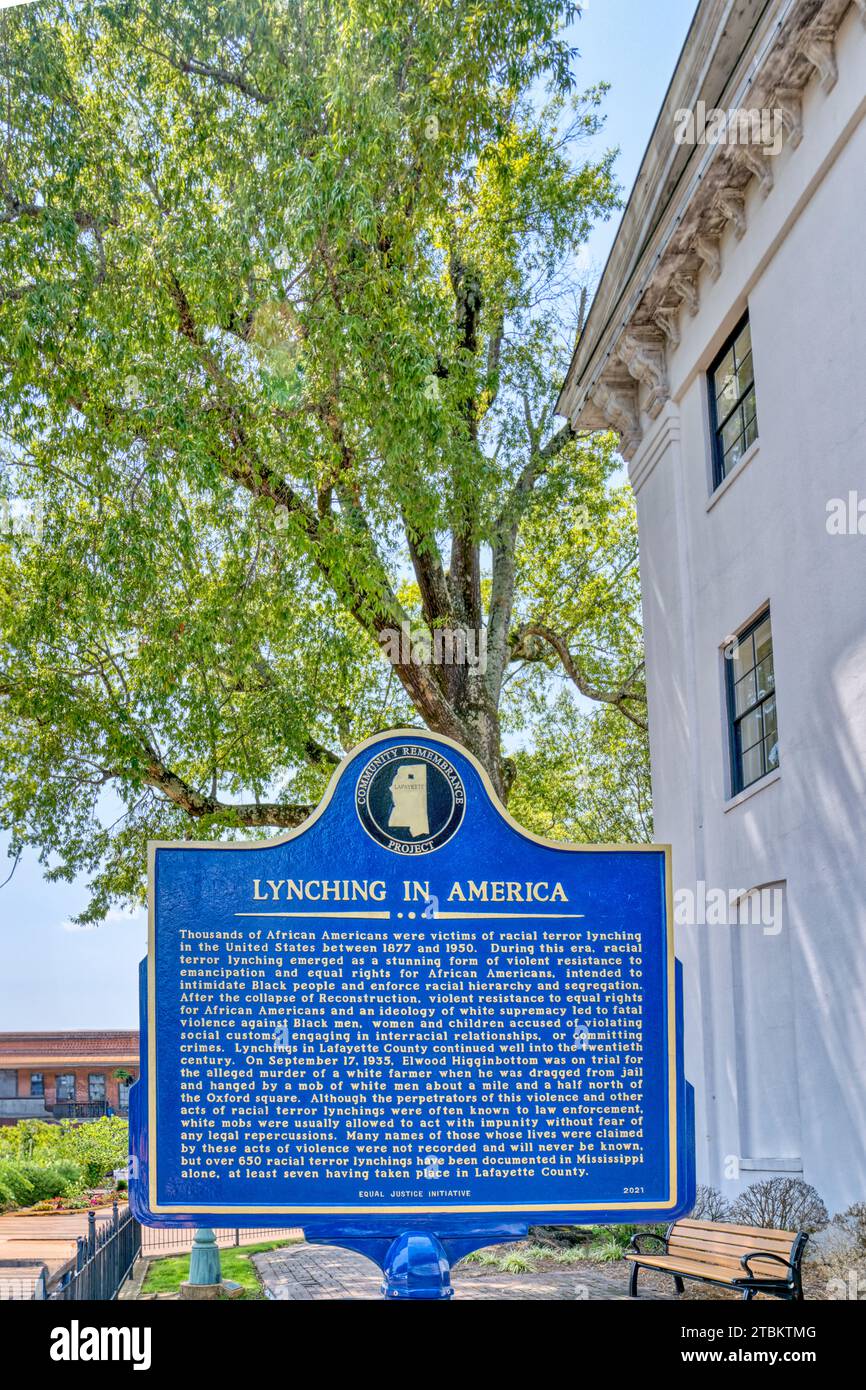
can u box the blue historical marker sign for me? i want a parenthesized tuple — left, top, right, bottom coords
(130, 729, 694, 1297)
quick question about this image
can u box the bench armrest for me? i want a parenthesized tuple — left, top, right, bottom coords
(627, 1232, 668, 1255)
(739, 1250, 796, 1280)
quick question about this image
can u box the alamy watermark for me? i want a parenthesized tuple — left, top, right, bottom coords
(826, 492, 866, 535)
(380, 621, 487, 673)
(674, 100, 783, 155)
(827, 1269, 866, 1300)
(674, 881, 783, 935)
(50, 1323, 151, 1370)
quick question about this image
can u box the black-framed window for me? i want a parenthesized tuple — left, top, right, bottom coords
(88, 1073, 106, 1102)
(727, 610, 778, 795)
(709, 312, 758, 486)
(55, 1073, 75, 1101)
(30, 1072, 44, 1097)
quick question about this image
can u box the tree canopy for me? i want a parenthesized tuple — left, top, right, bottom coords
(0, 0, 649, 920)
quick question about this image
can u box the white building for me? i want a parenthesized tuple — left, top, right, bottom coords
(559, 0, 866, 1214)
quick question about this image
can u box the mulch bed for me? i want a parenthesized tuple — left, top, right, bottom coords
(472, 1240, 843, 1300)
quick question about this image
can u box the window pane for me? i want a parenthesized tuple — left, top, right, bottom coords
(765, 734, 780, 770)
(762, 694, 778, 743)
(56, 1074, 75, 1101)
(736, 348, 754, 397)
(735, 320, 752, 362)
(30, 1073, 44, 1097)
(754, 618, 772, 666)
(714, 347, 736, 412)
(724, 439, 743, 473)
(743, 410, 759, 453)
(755, 657, 775, 700)
(721, 411, 746, 467)
(88, 1073, 106, 1101)
(739, 707, 764, 754)
(734, 668, 757, 715)
(741, 384, 757, 427)
(741, 741, 765, 788)
(732, 630, 756, 677)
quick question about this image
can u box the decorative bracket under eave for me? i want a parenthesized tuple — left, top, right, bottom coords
(618, 327, 670, 420)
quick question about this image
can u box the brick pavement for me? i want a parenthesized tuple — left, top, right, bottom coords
(253, 1242, 678, 1301)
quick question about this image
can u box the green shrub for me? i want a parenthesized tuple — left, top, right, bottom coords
(0, 1162, 35, 1209)
(0, 1118, 127, 1202)
(460, 1249, 496, 1265)
(0, 1116, 128, 1182)
(574, 1222, 668, 1264)
(0, 1119, 56, 1162)
(0, 1160, 83, 1208)
(499, 1253, 534, 1273)
(588, 1239, 626, 1263)
(54, 1117, 128, 1186)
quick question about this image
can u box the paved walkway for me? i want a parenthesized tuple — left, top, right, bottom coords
(0, 1207, 118, 1283)
(254, 1243, 675, 1301)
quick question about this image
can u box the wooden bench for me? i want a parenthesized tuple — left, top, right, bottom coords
(626, 1218, 808, 1300)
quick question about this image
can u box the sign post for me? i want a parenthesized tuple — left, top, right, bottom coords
(130, 730, 694, 1299)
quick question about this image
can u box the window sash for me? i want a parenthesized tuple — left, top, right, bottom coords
(728, 610, 777, 794)
(88, 1072, 106, 1101)
(710, 313, 758, 485)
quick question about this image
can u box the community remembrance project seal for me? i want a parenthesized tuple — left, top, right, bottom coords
(355, 743, 466, 854)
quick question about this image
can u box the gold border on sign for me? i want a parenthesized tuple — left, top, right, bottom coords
(147, 728, 678, 1215)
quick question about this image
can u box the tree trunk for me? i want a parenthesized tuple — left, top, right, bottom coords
(443, 663, 511, 803)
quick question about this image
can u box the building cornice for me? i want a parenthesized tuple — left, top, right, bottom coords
(0, 1055, 139, 1067)
(558, 0, 857, 458)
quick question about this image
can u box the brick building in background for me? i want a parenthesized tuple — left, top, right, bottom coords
(0, 1031, 139, 1125)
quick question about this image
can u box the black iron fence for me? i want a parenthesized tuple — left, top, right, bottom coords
(51, 1101, 121, 1120)
(0, 1214, 300, 1300)
(49, 1202, 141, 1301)
(142, 1225, 298, 1254)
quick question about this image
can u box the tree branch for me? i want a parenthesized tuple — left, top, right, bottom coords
(140, 744, 311, 827)
(140, 43, 272, 104)
(511, 622, 648, 731)
(403, 514, 453, 628)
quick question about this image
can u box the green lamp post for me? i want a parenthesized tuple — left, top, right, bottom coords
(188, 1228, 222, 1287)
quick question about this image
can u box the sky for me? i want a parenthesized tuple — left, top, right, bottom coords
(0, 0, 698, 1032)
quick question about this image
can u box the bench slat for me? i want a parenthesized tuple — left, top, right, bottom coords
(672, 1226, 795, 1248)
(674, 1217, 798, 1241)
(668, 1234, 794, 1262)
(626, 1253, 789, 1283)
(670, 1239, 800, 1262)
(666, 1249, 789, 1278)
(637, 1251, 788, 1279)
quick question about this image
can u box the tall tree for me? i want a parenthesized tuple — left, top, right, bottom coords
(0, 0, 646, 919)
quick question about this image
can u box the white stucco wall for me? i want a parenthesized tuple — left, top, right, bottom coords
(629, 6, 866, 1214)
